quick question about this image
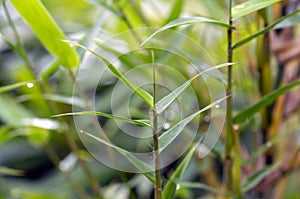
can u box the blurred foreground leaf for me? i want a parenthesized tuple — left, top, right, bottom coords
(232, 0, 281, 20)
(10, 0, 79, 68)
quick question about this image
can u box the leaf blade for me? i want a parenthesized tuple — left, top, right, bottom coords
(62, 40, 154, 107)
(162, 142, 200, 199)
(11, 0, 79, 68)
(233, 10, 300, 49)
(81, 130, 155, 183)
(159, 96, 228, 151)
(156, 63, 234, 114)
(233, 81, 300, 123)
(140, 17, 233, 47)
(232, 0, 282, 21)
(0, 81, 32, 94)
(53, 111, 150, 127)
(242, 162, 281, 192)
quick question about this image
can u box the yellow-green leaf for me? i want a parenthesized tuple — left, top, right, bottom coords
(11, 0, 79, 68)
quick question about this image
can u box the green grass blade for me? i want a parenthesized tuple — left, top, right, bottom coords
(232, 0, 282, 21)
(274, 14, 300, 29)
(233, 81, 300, 123)
(156, 63, 234, 114)
(140, 17, 233, 47)
(62, 40, 154, 107)
(10, 0, 79, 68)
(162, 143, 199, 199)
(177, 182, 227, 196)
(53, 111, 151, 127)
(0, 81, 33, 94)
(242, 162, 281, 193)
(164, 0, 185, 25)
(81, 130, 155, 183)
(232, 10, 300, 49)
(159, 96, 228, 151)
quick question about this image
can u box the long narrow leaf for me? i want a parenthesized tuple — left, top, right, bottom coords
(159, 96, 228, 151)
(11, 0, 79, 68)
(162, 142, 199, 199)
(156, 63, 234, 114)
(53, 111, 150, 127)
(233, 10, 300, 49)
(274, 14, 300, 29)
(81, 130, 155, 183)
(0, 81, 32, 94)
(242, 162, 281, 192)
(140, 17, 233, 47)
(178, 182, 227, 196)
(62, 40, 154, 107)
(233, 81, 300, 123)
(232, 0, 282, 21)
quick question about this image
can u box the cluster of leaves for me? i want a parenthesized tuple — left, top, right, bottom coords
(0, 0, 300, 199)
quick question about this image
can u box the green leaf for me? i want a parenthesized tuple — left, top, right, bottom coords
(159, 96, 228, 151)
(40, 59, 61, 80)
(140, 17, 233, 47)
(0, 166, 23, 176)
(27, 127, 50, 147)
(81, 130, 155, 183)
(62, 40, 154, 107)
(233, 81, 300, 123)
(0, 126, 15, 144)
(164, 0, 185, 25)
(233, 10, 300, 49)
(53, 111, 151, 127)
(177, 182, 227, 196)
(274, 14, 300, 29)
(10, 0, 79, 68)
(242, 162, 281, 192)
(156, 63, 234, 114)
(162, 143, 199, 199)
(232, 0, 282, 20)
(0, 81, 33, 94)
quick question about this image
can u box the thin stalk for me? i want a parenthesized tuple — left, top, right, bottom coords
(224, 0, 234, 195)
(151, 50, 162, 199)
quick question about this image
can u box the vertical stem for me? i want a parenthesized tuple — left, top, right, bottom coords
(225, 0, 234, 195)
(225, 1, 241, 197)
(151, 50, 162, 199)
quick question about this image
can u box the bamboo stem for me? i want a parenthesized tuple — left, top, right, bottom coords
(224, 0, 234, 195)
(152, 50, 162, 199)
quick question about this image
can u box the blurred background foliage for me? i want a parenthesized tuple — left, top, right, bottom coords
(0, 0, 300, 199)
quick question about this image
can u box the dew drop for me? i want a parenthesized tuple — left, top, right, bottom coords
(176, 184, 181, 190)
(163, 122, 171, 130)
(26, 82, 34, 88)
(215, 104, 220, 109)
(79, 130, 85, 134)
